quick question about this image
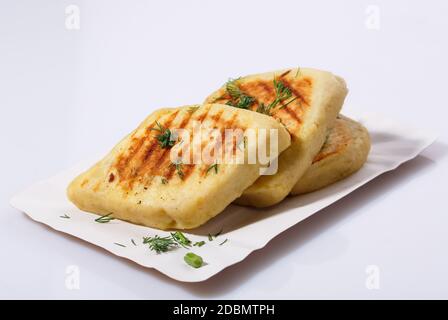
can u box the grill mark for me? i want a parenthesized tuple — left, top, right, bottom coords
(135, 110, 188, 183)
(281, 77, 311, 106)
(198, 109, 226, 175)
(277, 100, 302, 125)
(200, 112, 238, 176)
(312, 151, 340, 163)
(172, 106, 224, 181)
(245, 80, 302, 127)
(251, 81, 275, 112)
(114, 110, 179, 190)
(196, 104, 212, 122)
(154, 110, 195, 181)
(222, 113, 239, 153)
(162, 107, 214, 181)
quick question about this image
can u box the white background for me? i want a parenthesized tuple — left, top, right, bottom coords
(1, 0, 447, 299)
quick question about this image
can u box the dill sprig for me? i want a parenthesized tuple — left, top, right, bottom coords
(151, 120, 175, 149)
(214, 229, 223, 237)
(206, 163, 219, 175)
(193, 241, 205, 247)
(256, 77, 298, 115)
(60, 213, 70, 219)
(131, 239, 137, 246)
(224, 78, 255, 110)
(171, 231, 192, 248)
(95, 213, 115, 223)
(256, 102, 272, 115)
(219, 239, 228, 246)
(143, 235, 178, 254)
(114, 242, 126, 248)
(171, 161, 185, 179)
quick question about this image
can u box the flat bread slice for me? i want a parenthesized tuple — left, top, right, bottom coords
(67, 104, 291, 230)
(205, 68, 348, 207)
(291, 115, 371, 195)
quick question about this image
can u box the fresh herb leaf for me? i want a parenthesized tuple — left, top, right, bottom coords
(219, 239, 228, 246)
(143, 235, 177, 254)
(280, 96, 299, 109)
(151, 120, 175, 149)
(114, 242, 126, 248)
(234, 94, 255, 109)
(193, 241, 205, 247)
(208, 233, 213, 241)
(225, 78, 255, 110)
(60, 213, 70, 219)
(95, 213, 115, 223)
(131, 239, 137, 246)
(171, 161, 184, 179)
(256, 102, 272, 115)
(206, 163, 219, 175)
(171, 231, 192, 248)
(184, 252, 203, 268)
(225, 78, 243, 99)
(255, 77, 298, 115)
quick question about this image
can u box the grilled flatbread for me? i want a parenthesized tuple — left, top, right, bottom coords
(205, 68, 348, 207)
(67, 104, 291, 230)
(291, 115, 370, 195)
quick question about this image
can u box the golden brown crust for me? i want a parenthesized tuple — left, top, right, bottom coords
(290, 115, 371, 195)
(67, 104, 291, 230)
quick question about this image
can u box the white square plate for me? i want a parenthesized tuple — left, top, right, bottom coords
(10, 112, 436, 282)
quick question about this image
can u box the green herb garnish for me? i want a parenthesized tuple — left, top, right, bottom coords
(151, 120, 175, 149)
(60, 213, 70, 219)
(208, 233, 213, 241)
(256, 102, 272, 115)
(114, 242, 126, 248)
(95, 213, 115, 223)
(255, 77, 298, 115)
(206, 163, 219, 175)
(224, 78, 255, 110)
(219, 239, 228, 246)
(131, 239, 137, 246)
(171, 161, 184, 179)
(193, 241, 205, 247)
(184, 252, 204, 268)
(171, 231, 192, 248)
(214, 229, 223, 237)
(143, 235, 177, 254)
